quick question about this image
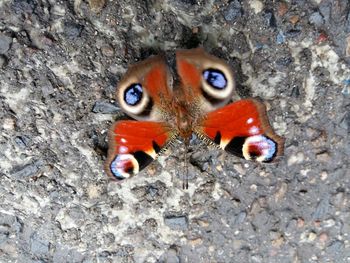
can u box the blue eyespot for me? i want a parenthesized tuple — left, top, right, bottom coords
(124, 84, 143, 106)
(203, 69, 227, 90)
(110, 156, 126, 180)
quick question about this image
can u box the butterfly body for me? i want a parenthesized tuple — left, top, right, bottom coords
(105, 48, 284, 182)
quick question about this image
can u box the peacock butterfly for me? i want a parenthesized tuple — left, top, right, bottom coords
(105, 48, 284, 188)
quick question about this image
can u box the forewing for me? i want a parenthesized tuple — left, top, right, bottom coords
(116, 55, 173, 121)
(176, 48, 236, 113)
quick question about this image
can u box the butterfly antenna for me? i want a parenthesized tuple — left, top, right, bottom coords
(183, 139, 189, 190)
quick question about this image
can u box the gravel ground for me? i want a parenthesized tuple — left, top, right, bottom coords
(1, 0, 350, 262)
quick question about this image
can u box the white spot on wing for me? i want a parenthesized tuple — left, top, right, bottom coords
(119, 146, 128, 154)
(249, 126, 260, 135)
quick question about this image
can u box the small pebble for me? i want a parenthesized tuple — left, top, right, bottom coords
(249, 0, 264, 14)
(276, 31, 285, 44)
(233, 163, 246, 175)
(163, 248, 180, 263)
(89, 0, 106, 12)
(341, 86, 350, 96)
(14, 135, 31, 148)
(276, 56, 293, 67)
(323, 219, 335, 227)
(249, 200, 262, 215)
(316, 151, 331, 162)
(316, 32, 328, 44)
(312, 196, 330, 220)
(0, 54, 7, 68)
(189, 237, 203, 246)
(30, 233, 50, 256)
(101, 45, 114, 57)
(277, 2, 288, 17)
(307, 231, 317, 242)
(326, 240, 344, 254)
(92, 101, 120, 114)
(289, 15, 299, 25)
(216, 164, 223, 171)
(287, 152, 304, 166)
(0, 34, 12, 54)
(339, 111, 350, 131)
(232, 239, 243, 250)
(224, 0, 242, 22)
(320, 171, 328, 180)
(234, 212, 246, 225)
(87, 184, 101, 199)
(297, 218, 305, 228)
(250, 184, 257, 192)
(164, 215, 188, 230)
(64, 21, 84, 39)
(309, 12, 324, 27)
(300, 169, 309, 176)
(285, 29, 301, 38)
(346, 36, 350, 56)
(264, 9, 277, 28)
(332, 192, 346, 208)
(319, 232, 328, 244)
(311, 131, 327, 147)
(314, 220, 321, 228)
(3, 117, 15, 130)
(197, 219, 209, 228)
(270, 230, 285, 247)
(274, 182, 288, 202)
(259, 171, 267, 177)
(290, 85, 300, 97)
(10, 160, 44, 178)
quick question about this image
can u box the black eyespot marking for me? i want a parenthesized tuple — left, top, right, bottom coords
(201, 89, 225, 105)
(133, 151, 154, 171)
(152, 141, 161, 154)
(224, 136, 246, 158)
(203, 69, 227, 90)
(138, 97, 154, 117)
(214, 131, 222, 144)
(124, 84, 143, 106)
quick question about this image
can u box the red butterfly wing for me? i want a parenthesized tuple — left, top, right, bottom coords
(105, 121, 173, 180)
(116, 55, 173, 121)
(199, 99, 284, 162)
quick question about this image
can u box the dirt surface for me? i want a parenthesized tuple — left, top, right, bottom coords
(1, 0, 350, 262)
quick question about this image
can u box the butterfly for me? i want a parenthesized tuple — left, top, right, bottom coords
(104, 48, 284, 188)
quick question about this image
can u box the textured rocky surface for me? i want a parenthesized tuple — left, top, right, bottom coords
(0, 0, 349, 262)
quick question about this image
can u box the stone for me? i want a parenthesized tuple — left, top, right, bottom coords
(277, 2, 288, 17)
(224, 0, 242, 22)
(164, 215, 188, 230)
(92, 101, 120, 114)
(309, 12, 324, 27)
(10, 160, 45, 178)
(312, 196, 330, 220)
(64, 22, 84, 39)
(0, 34, 12, 54)
(30, 233, 50, 256)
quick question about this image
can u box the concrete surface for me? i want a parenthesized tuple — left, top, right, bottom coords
(0, 0, 349, 262)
